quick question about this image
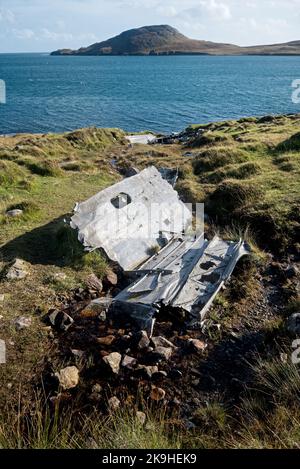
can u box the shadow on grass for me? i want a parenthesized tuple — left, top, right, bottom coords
(0, 214, 81, 267)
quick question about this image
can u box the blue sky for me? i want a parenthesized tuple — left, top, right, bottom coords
(0, 0, 300, 53)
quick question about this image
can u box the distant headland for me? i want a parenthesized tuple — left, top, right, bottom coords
(51, 24, 300, 56)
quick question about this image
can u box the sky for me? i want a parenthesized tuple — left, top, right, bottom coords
(0, 0, 300, 53)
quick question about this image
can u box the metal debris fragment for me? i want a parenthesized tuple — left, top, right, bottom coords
(70, 166, 250, 331)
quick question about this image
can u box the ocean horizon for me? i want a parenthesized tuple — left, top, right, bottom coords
(0, 53, 299, 135)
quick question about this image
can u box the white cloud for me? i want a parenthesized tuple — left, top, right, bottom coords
(0, 8, 15, 23)
(199, 0, 232, 20)
(13, 28, 35, 39)
(156, 6, 178, 17)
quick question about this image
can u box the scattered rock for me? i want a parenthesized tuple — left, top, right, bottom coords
(99, 311, 107, 322)
(71, 349, 85, 360)
(97, 335, 115, 346)
(154, 346, 173, 361)
(151, 336, 176, 349)
(85, 437, 99, 449)
(6, 259, 28, 280)
(104, 270, 118, 287)
(86, 274, 103, 292)
(92, 383, 102, 394)
(136, 365, 158, 378)
(108, 396, 120, 411)
(280, 353, 288, 364)
(287, 313, 300, 335)
(122, 355, 137, 369)
(150, 386, 166, 401)
(52, 272, 67, 281)
(14, 316, 32, 330)
(0, 339, 6, 364)
(136, 330, 150, 350)
(6, 209, 23, 218)
(171, 397, 181, 406)
(103, 352, 122, 374)
(136, 411, 146, 426)
(152, 370, 168, 380)
(0, 294, 5, 302)
(55, 366, 79, 390)
(48, 310, 74, 331)
(188, 338, 207, 352)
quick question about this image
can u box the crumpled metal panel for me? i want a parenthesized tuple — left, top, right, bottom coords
(126, 134, 157, 145)
(112, 235, 250, 328)
(70, 166, 192, 271)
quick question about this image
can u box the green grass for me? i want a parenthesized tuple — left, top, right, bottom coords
(0, 116, 299, 449)
(0, 394, 181, 449)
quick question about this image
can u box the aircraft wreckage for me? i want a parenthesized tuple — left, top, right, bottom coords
(70, 166, 250, 333)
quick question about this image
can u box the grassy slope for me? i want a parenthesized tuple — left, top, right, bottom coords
(0, 116, 299, 448)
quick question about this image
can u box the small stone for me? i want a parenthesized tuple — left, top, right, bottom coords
(92, 383, 102, 393)
(6, 259, 28, 280)
(188, 339, 207, 352)
(122, 355, 137, 369)
(55, 366, 79, 390)
(85, 437, 98, 449)
(52, 272, 67, 281)
(108, 396, 120, 411)
(136, 365, 158, 378)
(6, 209, 23, 218)
(14, 316, 32, 330)
(103, 352, 122, 374)
(71, 349, 84, 359)
(104, 270, 118, 287)
(0, 340, 6, 364)
(151, 336, 176, 349)
(97, 335, 115, 346)
(89, 393, 101, 402)
(152, 370, 168, 380)
(280, 353, 288, 364)
(0, 294, 5, 302)
(136, 411, 146, 426)
(150, 387, 166, 401)
(86, 274, 103, 293)
(287, 313, 300, 335)
(155, 346, 173, 361)
(99, 311, 107, 322)
(137, 330, 150, 350)
(172, 397, 181, 406)
(48, 310, 74, 331)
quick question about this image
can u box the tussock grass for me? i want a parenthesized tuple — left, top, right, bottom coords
(202, 161, 261, 183)
(207, 180, 263, 217)
(0, 394, 180, 449)
(193, 147, 251, 174)
(55, 224, 108, 277)
(277, 132, 300, 152)
(23, 159, 64, 177)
